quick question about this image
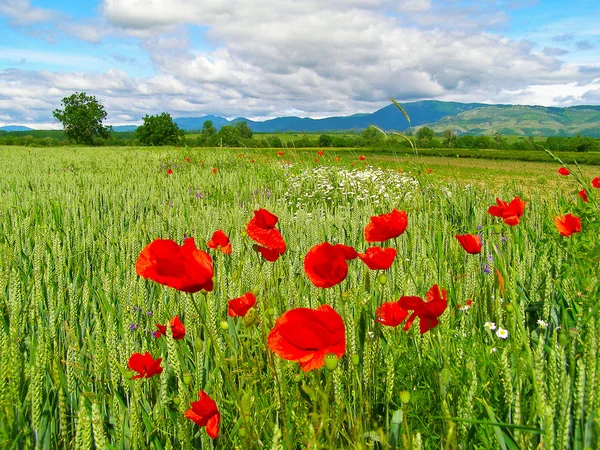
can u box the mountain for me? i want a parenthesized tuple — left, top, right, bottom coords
(420, 105, 600, 137)
(175, 115, 229, 130)
(0, 125, 33, 131)
(112, 125, 138, 132)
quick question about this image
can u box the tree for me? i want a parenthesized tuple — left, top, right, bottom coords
(201, 120, 217, 139)
(416, 126, 434, 146)
(442, 129, 456, 148)
(217, 125, 240, 147)
(234, 121, 253, 139)
(136, 112, 183, 146)
(318, 134, 333, 147)
(53, 92, 111, 144)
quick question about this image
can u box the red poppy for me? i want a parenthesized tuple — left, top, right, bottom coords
(228, 292, 257, 317)
(397, 285, 447, 334)
(554, 213, 581, 236)
(357, 247, 397, 270)
(304, 242, 356, 288)
(185, 157, 190, 163)
(457, 299, 473, 311)
(246, 208, 286, 261)
(376, 301, 408, 327)
(167, 168, 173, 175)
(359, 155, 366, 161)
(277, 151, 284, 156)
(136, 238, 214, 293)
(593, 177, 600, 188)
(268, 304, 345, 372)
(185, 391, 220, 439)
(578, 189, 588, 203)
(153, 324, 167, 338)
(487, 197, 526, 226)
(558, 167, 570, 176)
(170, 315, 186, 340)
(334, 156, 340, 162)
(207, 230, 232, 255)
(314, 158, 319, 163)
(317, 150, 324, 156)
(249, 159, 254, 163)
(128, 352, 163, 379)
(455, 234, 482, 254)
(364, 209, 408, 242)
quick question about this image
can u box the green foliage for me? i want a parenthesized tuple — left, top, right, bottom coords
(52, 92, 111, 144)
(318, 134, 333, 147)
(217, 125, 241, 147)
(136, 112, 183, 146)
(202, 120, 217, 139)
(234, 121, 253, 139)
(417, 126, 434, 146)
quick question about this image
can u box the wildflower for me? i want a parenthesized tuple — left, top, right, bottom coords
(592, 177, 600, 188)
(129, 323, 138, 331)
(488, 197, 526, 226)
(128, 352, 163, 379)
(357, 246, 397, 270)
(212, 167, 217, 174)
(133, 306, 140, 312)
(364, 209, 408, 242)
(558, 167, 570, 176)
(457, 300, 473, 311)
(359, 155, 366, 161)
(153, 324, 167, 338)
(268, 305, 345, 372)
(578, 189, 588, 203)
(477, 225, 483, 230)
(317, 150, 324, 157)
(207, 230, 232, 255)
(246, 208, 286, 262)
(228, 292, 257, 317)
(304, 242, 357, 288)
(490, 347, 497, 353)
(496, 328, 509, 339)
(484, 322, 496, 330)
(537, 319, 548, 329)
(554, 213, 581, 236)
(376, 301, 408, 327)
(185, 157, 190, 163)
(170, 315, 186, 340)
(146, 311, 152, 317)
(167, 168, 173, 175)
(455, 234, 482, 254)
(136, 238, 214, 293)
(185, 391, 220, 439)
(397, 285, 448, 334)
(277, 151, 284, 156)
(484, 264, 491, 274)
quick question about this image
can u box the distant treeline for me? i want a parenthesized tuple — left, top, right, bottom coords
(1, 127, 599, 152)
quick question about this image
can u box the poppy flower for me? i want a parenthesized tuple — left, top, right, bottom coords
(304, 242, 356, 288)
(376, 301, 408, 327)
(593, 177, 600, 188)
(212, 167, 217, 174)
(487, 197, 526, 226)
(268, 304, 345, 372)
(170, 315, 186, 340)
(246, 208, 286, 261)
(207, 230, 232, 255)
(136, 238, 214, 293)
(277, 151, 284, 156)
(185, 157, 190, 163)
(558, 167, 570, 176)
(457, 300, 473, 311)
(167, 168, 173, 175)
(128, 352, 163, 379)
(153, 324, 167, 339)
(578, 189, 588, 203)
(357, 247, 397, 270)
(455, 234, 482, 254)
(317, 150, 324, 156)
(364, 209, 408, 242)
(554, 213, 581, 236)
(359, 155, 366, 161)
(185, 391, 220, 439)
(228, 292, 257, 317)
(397, 285, 447, 334)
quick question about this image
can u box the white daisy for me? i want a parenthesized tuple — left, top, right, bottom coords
(496, 328, 509, 339)
(484, 322, 496, 331)
(537, 320, 548, 329)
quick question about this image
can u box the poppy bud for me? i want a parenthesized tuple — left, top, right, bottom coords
(301, 384, 314, 396)
(125, 370, 135, 380)
(183, 372, 192, 385)
(558, 333, 569, 347)
(399, 390, 411, 404)
(324, 354, 339, 371)
(239, 429, 247, 438)
(242, 231, 247, 237)
(201, 289, 208, 296)
(293, 373, 304, 383)
(493, 224, 502, 233)
(172, 396, 181, 406)
(252, 286, 260, 296)
(220, 320, 229, 330)
(351, 354, 360, 366)
(505, 303, 515, 313)
(378, 274, 388, 285)
(266, 307, 275, 316)
(243, 307, 258, 327)
(341, 291, 350, 299)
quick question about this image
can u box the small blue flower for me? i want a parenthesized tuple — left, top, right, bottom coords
(147, 311, 153, 317)
(484, 264, 491, 274)
(129, 323, 139, 331)
(133, 306, 140, 312)
(477, 225, 483, 230)
(487, 254, 494, 262)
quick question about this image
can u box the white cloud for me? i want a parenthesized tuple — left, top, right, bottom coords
(0, 0, 57, 24)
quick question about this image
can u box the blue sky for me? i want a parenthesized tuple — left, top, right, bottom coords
(0, 0, 599, 127)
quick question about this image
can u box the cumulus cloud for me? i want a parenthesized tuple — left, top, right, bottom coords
(0, 0, 57, 24)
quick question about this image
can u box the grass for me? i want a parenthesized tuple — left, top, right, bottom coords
(0, 145, 598, 449)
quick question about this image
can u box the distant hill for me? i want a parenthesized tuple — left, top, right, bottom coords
(0, 125, 33, 131)
(112, 125, 138, 132)
(420, 105, 600, 137)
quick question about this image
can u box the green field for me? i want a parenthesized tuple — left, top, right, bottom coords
(0, 146, 598, 449)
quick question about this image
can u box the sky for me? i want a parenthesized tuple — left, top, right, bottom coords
(0, 0, 599, 128)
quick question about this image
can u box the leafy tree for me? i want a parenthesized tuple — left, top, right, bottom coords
(53, 92, 111, 144)
(217, 125, 240, 147)
(416, 126, 434, 146)
(234, 121, 253, 139)
(442, 129, 456, 148)
(136, 112, 183, 146)
(318, 134, 333, 147)
(201, 120, 217, 139)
